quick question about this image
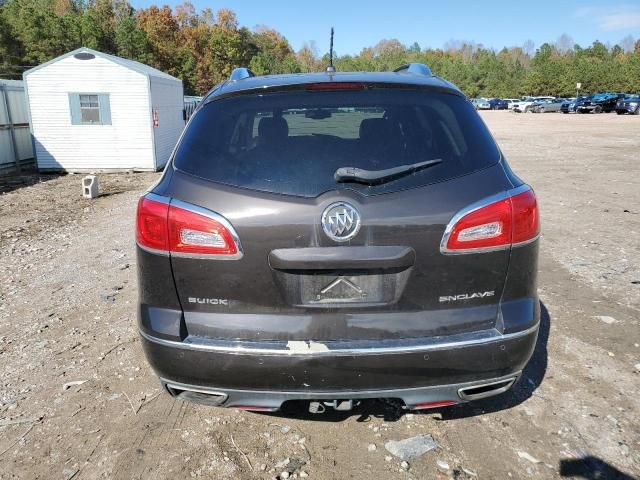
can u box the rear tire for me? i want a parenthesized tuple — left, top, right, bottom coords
(617, 111, 624, 115)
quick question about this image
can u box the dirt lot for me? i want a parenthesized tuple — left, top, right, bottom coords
(0, 112, 639, 479)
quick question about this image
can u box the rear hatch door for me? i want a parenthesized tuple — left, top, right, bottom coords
(165, 85, 512, 342)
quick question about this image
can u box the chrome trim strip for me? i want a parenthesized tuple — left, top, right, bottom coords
(143, 192, 171, 205)
(170, 250, 243, 260)
(512, 234, 541, 248)
(139, 323, 539, 357)
(440, 184, 532, 255)
(136, 242, 170, 257)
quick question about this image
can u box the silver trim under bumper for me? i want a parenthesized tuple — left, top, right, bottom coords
(160, 373, 522, 410)
(139, 323, 539, 357)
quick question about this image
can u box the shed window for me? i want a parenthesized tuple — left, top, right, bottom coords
(68, 93, 111, 125)
(80, 95, 100, 123)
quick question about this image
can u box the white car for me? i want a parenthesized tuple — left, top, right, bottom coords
(504, 99, 521, 110)
(475, 98, 492, 110)
(512, 97, 556, 113)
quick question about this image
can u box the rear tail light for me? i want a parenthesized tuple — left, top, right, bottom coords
(136, 194, 242, 258)
(136, 196, 169, 251)
(441, 186, 539, 254)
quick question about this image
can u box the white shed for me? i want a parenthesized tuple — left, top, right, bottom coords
(23, 47, 184, 172)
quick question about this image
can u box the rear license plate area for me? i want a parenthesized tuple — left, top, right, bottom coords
(272, 269, 412, 308)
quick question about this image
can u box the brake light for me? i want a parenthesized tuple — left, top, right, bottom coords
(306, 82, 366, 91)
(442, 187, 539, 253)
(136, 197, 169, 251)
(511, 189, 539, 243)
(136, 195, 241, 257)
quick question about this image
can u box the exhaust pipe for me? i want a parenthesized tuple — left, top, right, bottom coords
(164, 382, 228, 407)
(458, 377, 517, 401)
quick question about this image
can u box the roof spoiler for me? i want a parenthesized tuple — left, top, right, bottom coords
(229, 67, 255, 82)
(393, 63, 433, 77)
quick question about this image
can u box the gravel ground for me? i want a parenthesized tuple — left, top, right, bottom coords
(0, 112, 638, 479)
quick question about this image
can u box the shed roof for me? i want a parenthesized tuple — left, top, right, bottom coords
(23, 47, 180, 83)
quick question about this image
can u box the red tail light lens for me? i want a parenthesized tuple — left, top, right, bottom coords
(168, 203, 239, 256)
(136, 195, 241, 257)
(136, 197, 169, 251)
(442, 187, 539, 253)
(511, 189, 539, 243)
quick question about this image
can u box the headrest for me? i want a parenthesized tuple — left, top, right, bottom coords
(359, 118, 389, 143)
(258, 116, 288, 142)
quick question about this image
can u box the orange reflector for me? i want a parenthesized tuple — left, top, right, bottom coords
(413, 400, 457, 410)
(233, 405, 278, 412)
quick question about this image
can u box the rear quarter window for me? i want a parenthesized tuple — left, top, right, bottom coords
(173, 88, 500, 197)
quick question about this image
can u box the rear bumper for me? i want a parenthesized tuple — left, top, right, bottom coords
(140, 322, 539, 409)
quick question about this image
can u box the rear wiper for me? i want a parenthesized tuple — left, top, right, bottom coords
(334, 159, 442, 185)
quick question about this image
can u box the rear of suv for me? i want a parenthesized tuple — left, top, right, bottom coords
(136, 63, 540, 412)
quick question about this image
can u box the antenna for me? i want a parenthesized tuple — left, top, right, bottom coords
(326, 27, 336, 74)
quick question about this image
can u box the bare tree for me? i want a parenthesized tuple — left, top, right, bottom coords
(522, 39, 535, 57)
(620, 35, 635, 53)
(555, 34, 574, 54)
(443, 39, 463, 52)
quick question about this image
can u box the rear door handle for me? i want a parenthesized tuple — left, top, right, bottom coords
(269, 246, 415, 270)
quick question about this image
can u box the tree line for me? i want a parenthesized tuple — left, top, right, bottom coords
(2, 0, 640, 97)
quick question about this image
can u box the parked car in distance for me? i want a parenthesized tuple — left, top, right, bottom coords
(531, 98, 567, 113)
(490, 98, 508, 110)
(475, 98, 492, 110)
(615, 94, 640, 115)
(560, 97, 583, 113)
(577, 93, 625, 114)
(512, 96, 555, 113)
(474, 98, 507, 110)
(135, 63, 540, 413)
(504, 99, 521, 110)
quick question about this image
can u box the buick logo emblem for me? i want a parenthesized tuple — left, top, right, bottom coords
(321, 202, 361, 242)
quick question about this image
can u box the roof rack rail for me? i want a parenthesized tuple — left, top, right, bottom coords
(229, 67, 255, 82)
(393, 63, 433, 77)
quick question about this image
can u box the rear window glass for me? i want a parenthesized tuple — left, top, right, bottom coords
(174, 88, 500, 197)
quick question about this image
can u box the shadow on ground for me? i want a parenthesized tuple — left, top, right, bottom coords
(559, 456, 635, 479)
(0, 171, 64, 195)
(264, 302, 550, 423)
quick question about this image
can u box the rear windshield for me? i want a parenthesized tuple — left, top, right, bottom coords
(174, 88, 500, 197)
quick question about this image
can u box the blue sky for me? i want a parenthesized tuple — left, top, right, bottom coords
(130, 0, 640, 55)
